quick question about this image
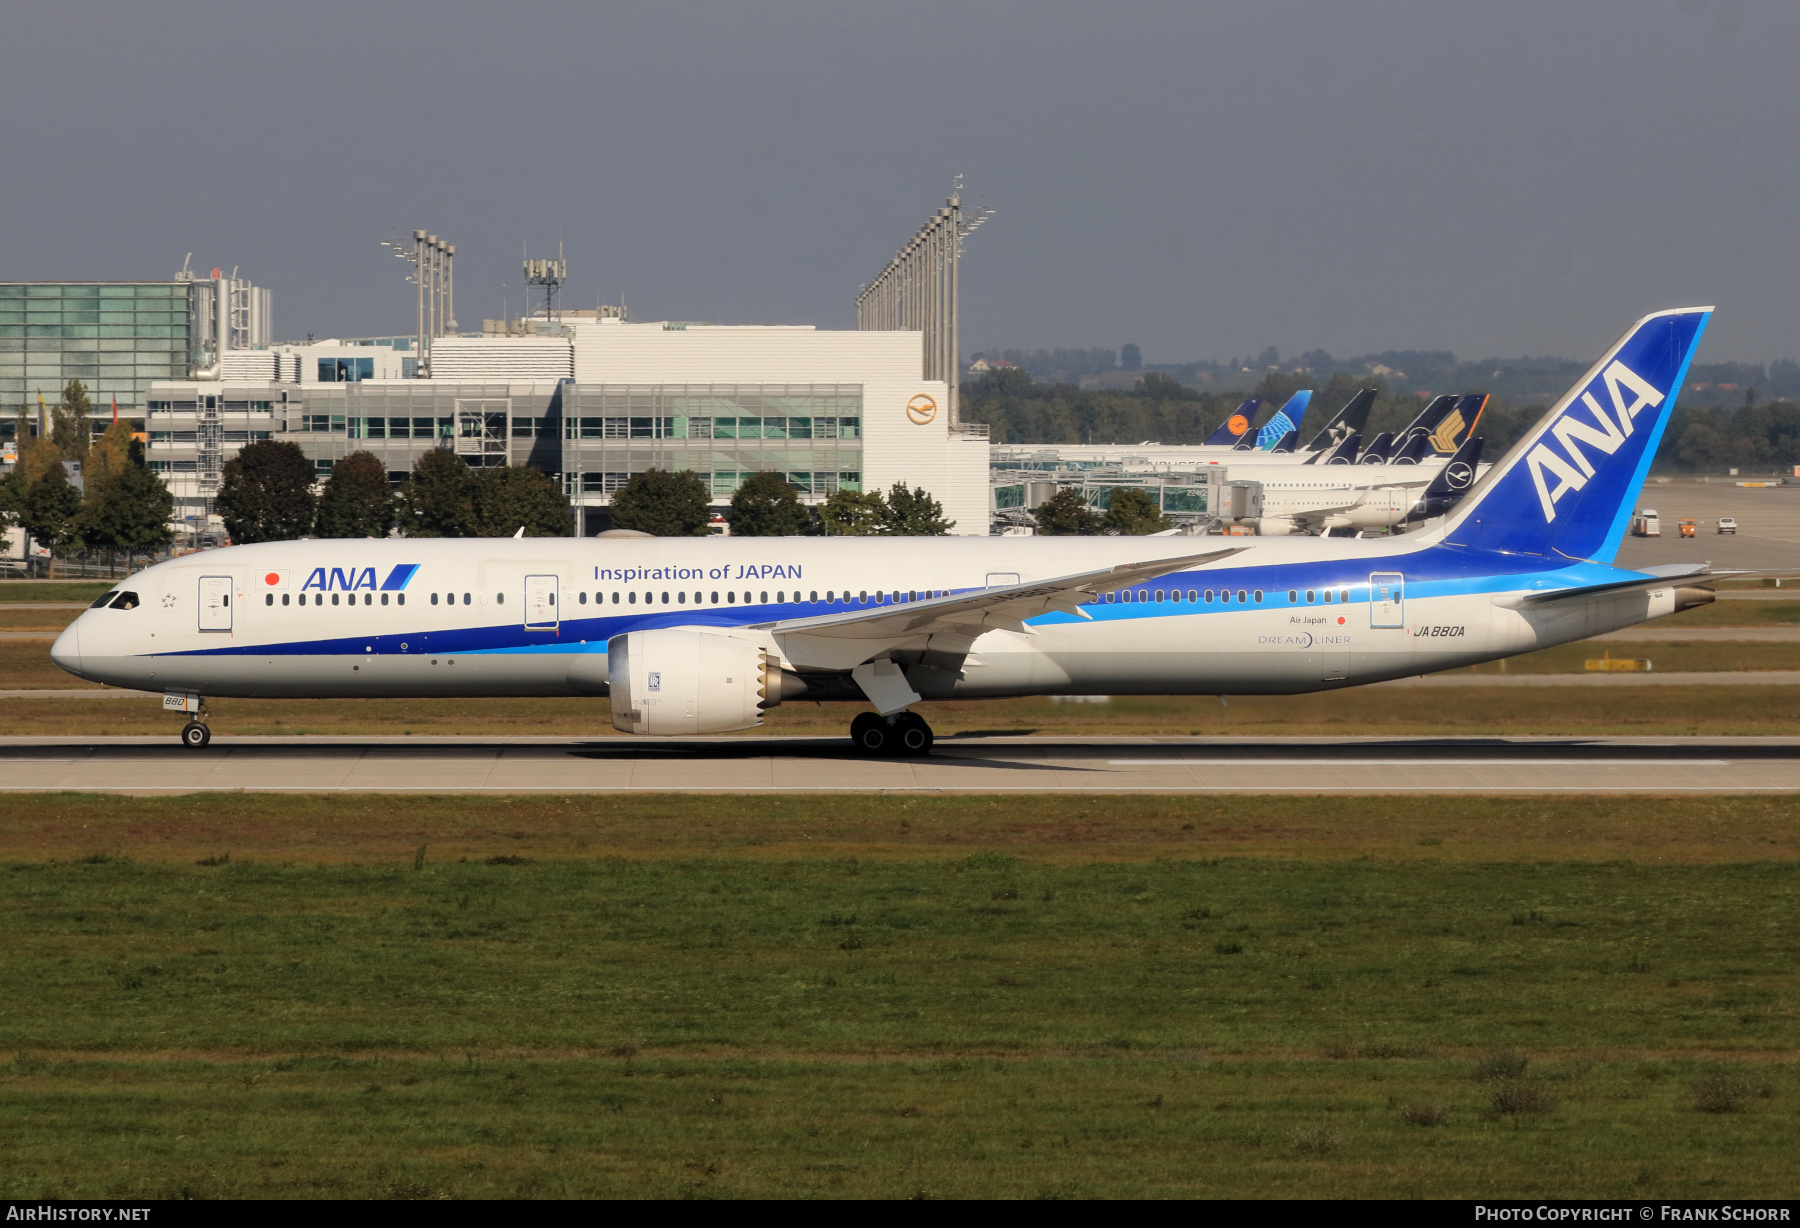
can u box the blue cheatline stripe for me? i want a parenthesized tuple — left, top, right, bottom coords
(380, 564, 420, 592)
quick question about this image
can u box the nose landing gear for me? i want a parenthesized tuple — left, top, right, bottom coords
(850, 710, 933, 756)
(180, 720, 211, 749)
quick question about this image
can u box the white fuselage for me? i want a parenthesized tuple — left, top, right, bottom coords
(53, 534, 1680, 707)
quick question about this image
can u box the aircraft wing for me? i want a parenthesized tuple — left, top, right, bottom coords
(756, 547, 1249, 669)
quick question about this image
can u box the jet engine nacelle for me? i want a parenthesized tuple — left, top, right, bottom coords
(607, 627, 805, 735)
(1254, 517, 1302, 536)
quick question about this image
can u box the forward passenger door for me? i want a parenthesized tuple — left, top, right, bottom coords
(198, 576, 233, 632)
(525, 574, 559, 630)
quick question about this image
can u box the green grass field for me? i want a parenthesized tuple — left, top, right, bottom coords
(0, 794, 1794, 1198)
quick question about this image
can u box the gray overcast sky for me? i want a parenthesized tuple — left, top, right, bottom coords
(2, 1, 1793, 365)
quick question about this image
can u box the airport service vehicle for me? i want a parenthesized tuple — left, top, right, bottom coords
(1632, 509, 1662, 537)
(1717, 517, 1738, 534)
(1679, 519, 1697, 538)
(54, 308, 1722, 755)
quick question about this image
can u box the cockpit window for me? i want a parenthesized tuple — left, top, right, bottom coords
(90, 593, 118, 609)
(110, 592, 140, 611)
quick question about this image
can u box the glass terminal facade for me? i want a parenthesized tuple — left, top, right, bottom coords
(0, 283, 192, 433)
(145, 380, 864, 529)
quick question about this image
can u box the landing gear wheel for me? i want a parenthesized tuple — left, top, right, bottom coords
(894, 712, 934, 757)
(180, 721, 211, 750)
(850, 712, 889, 755)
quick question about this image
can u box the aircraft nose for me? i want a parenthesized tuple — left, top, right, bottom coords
(50, 620, 82, 678)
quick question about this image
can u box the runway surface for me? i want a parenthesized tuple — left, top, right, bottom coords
(3, 734, 1797, 794)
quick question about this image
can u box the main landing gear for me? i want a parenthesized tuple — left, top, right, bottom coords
(850, 710, 934, 757)
(180, 720, 211, 749)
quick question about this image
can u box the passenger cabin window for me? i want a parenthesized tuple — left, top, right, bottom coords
(1289, 590, 1298, 602)
(496, 592, 505, 605)
(432, 593, 439, 606)
(282, 594, 290, 607)
(265, 593, 273, 606)
(1204, 590, 1214, 603)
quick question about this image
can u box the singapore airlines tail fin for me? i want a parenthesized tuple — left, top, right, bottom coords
(1392, 395, 1457, 453)
(1427, 393, 1488, 455)
(1204, 399, 1261, 446)
(1432, 307, 1712, 564)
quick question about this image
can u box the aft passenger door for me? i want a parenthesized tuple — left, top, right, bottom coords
(524, 574, 559, 630)
(1369, 572, 1404, 629)
(198, 575, 233, 632)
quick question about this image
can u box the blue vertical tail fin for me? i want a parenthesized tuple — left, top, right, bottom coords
(1430, 308, 1712, 563)
(1204, 399, 1260, 446)
(1301, 388, 1375, 452)
(1428, 394, 1487, 455)
(1257, 391, 1311, 449)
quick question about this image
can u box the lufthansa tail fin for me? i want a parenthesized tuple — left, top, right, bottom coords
(1204, 399, 1260, 446)
(1388, 431, 1433, 465)
(1233, 400, 1276, 450)
(1431, 308, 1712, 563)
(1270, 429, 1298, 454)
(1300, 388, 1376, 452)
(1357, 431, 1396, 464)
(1408, 434, 1484, 522)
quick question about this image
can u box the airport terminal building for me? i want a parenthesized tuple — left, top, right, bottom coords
(144, 320, 990, 535)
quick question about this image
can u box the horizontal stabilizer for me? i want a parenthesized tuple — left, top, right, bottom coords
(1493, 563, 1711, 608)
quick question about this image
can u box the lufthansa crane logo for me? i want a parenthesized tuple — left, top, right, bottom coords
(906, 394, 938, 425)
(1226, 413, 1249, 436)
(1444, 460, 1475, 489)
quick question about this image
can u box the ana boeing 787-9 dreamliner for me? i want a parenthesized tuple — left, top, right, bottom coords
(54, 308, 1718, 755)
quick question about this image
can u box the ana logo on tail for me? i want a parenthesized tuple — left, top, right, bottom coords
(1526, 361, 1664, 523)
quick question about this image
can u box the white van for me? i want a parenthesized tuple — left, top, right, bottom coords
(1631, 509, 1661, 537)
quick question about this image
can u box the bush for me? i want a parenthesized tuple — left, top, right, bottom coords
(1402, 1103, 1448, 1127)
(1490, 1079, 1557, 1115)
(1692, 1074, 1773, 1114)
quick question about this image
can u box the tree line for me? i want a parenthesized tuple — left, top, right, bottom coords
(215, 443, 577, 543)
(217, 443, 959, 542)
(0, 381, 175, 576)
(601, 468, 954, 536)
